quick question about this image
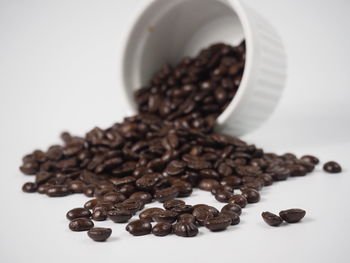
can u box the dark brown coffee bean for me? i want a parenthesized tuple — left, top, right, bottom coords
(126, 220, 152, 236)
(171, 204, 193, 215)
(20, 160, 39, 175)
(178, 213, 196, 224)
(152, 222, 173, 237)
(84, 199, 98, 210)
(115, 199, 144, 214)
(173, 222, 198, 237)
(69, 218, 94, 231)
(220, 176, 242, 188)
(215, 189, 234, 203)
(301, 155, 319, 165)
(211, 185, 234, 195)
(164, 160, 186, 175)
(323, 161, 342, 173)
(198, 179, 220, 191)
(259, 174, 273, 186)
(154, 187, 179, 202)
(172, 180, 193, 197)
(261, 211, 283, 226)
(22, 182, 37, 193)
(108, 209, 132, 223)
(102, 192, 126, 203)
(228, 194, 248, 208)
(87, 227, 112, 242)
(37, 184, 49, 194)
(153, 210, 178, 223)
(163, 199, 185, 210)
(241, 188, 260, 203)
(186, 160, 211, 170)
(279, 209, 306, 223)
(193, 207, 215, 226)
(204, 213, 231, 231)
(129, 191, 153, 204)
(221, 210, 240, 225)
(66, 208, 91, 221)
(221, 203, 242, 216)
(93, 202, 115, 213)
(84, 186, 95, 197)
(46, 185, 70, 197)
(92, 209, 107, 221)
(139, 208, 164, 222)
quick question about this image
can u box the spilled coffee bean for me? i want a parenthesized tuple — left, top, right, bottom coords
(261, 211, 283, 227)
(279, 209, 306, 223)
(87, 227, 112, 242)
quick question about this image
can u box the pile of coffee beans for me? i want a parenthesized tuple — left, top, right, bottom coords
(262, 208, 306, 226)
(20, 42, 342, 241)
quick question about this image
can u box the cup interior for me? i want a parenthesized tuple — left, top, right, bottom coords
(123, 0, 245, 111)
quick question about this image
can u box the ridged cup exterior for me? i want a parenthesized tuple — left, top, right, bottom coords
(217, 0, 287, 136)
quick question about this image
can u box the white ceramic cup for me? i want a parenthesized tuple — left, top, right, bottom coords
(121, 0, 287, 136)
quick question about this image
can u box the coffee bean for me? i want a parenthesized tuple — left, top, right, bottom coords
(92, 209, 107, 221)
(163, 199, 185, 210)
(198, 179, 220, 191)
(139, 208, 164, 222)
(126, 220, 152, 236)
(20, 160, 39, 175)
(221, 210, 240, 225)
(178, 213, 196, 224)
(323, 161, 342, 173)
(69, 218, 94, 231)
(153, 210, 178, 223)
(171, 204, 193, 215)
(66, 208, 91, 221)
(228, 194, 247, 208)
(204, 213, 231, 231)
(261, 211, 283, 226)
(301, 155, 319, 165)
(87, 227, 112, 242)
(129, 191, 153, 204)
(241, 188, 260, 203)
(221, 203, 242, 216)
(193, 207, 215, 226)
(102, 192, 126, 203)
(279, 209, 306, 223)
(152, 222, 173, 237)
(22, 182, 37, 193)
(173, 222, 198, 237)
(108, 209, 132, 223)
(84, 199, 98, 210)
(215, 189, 233, 203)
(154, 187, 179, 202)
(46, 185, 70, 197)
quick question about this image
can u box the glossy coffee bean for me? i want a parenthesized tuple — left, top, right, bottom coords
(87, 227, 112, 242)
(22, 182, 37, 193)
(46, 185, 70, 197)
(163, 199, 185, 210)
(301, 155, 319, 165)
(279, 209, 306, 223)
(241, 188, 260, 203)
(108, 209, 132, 223)
(221, 210, 240, 225)
(204, 213, 231, 231)
(69, 218, 94, 231)
(173, 222, 198, 237)
(228, 194, 247, 208)
(154, 187, 179, 202)
(178, 213, 196, 224)
(221, 203, 242, 216)
(153, 210, 178, 223)
(66, 207, 91, 221)
(139, 207, 164, 222)
(129, 191, 153, 204)
(323, 161, 342, 173)
(84, 199, 98, 210)
(215, 189, 233, 203)
(261, 211, 283, 226)
(198, 179, 220, 191)
(92, 209, 107, 221)
(152, 222, 172, 237)
(126, 220, 152, 236)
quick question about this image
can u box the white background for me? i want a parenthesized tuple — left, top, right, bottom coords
(1, 0, 350, 262)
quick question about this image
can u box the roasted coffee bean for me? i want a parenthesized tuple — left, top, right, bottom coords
(108, 209, 132, 223)
(93, 202, 114, 213)
(241, 188, 260, 203)
(152, 222, 173, 237)
(193, 207, 215, 226)
(178, 213, 196, 224)
(261, 211, 283, 226)
(84, 199, 98, 210)
(259, 174, 273, 186)
(154, 187, 179, 202)
(172, 180, 193, 197)
(163, 199, 185, 210)
(68, 180, 85, 193)
(103, 192, 126, 203)
(46, 185, 70, 197)
(220, 176, 242, 188)
(221, 210, 240, 225)
(139, 207, 164, 222)
(153, 210, 178, 223)
(301, 155, 319, 165)
(323, 161, 342, 173)
(22, 182, 37, 193)
(69, 218, 94, 231)
(198, 179, 220, 191)
(87, 227, 112, 242)
(84, 186, 95, 197)
(20, 160, 39, 175)
(37, 184, 49, 194)
(173, 222, 198, 237)
(92, 209, 107, 221)
(66, 208, 91, 221)
(211, 185, 233, 195)
(126, 220, 152, 236)
(129, 191, 153, 204)
(171, 204, 193, 215)
(204, 213, 231, 231)
(228, 194, 247, 208)
(215, 189, 234, 203)
(279, 209, 306, 223)
(221, 203, 242, 216)
(114, 199, 144, 214)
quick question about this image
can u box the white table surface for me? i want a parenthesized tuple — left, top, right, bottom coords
(0, 0, 349, 262)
